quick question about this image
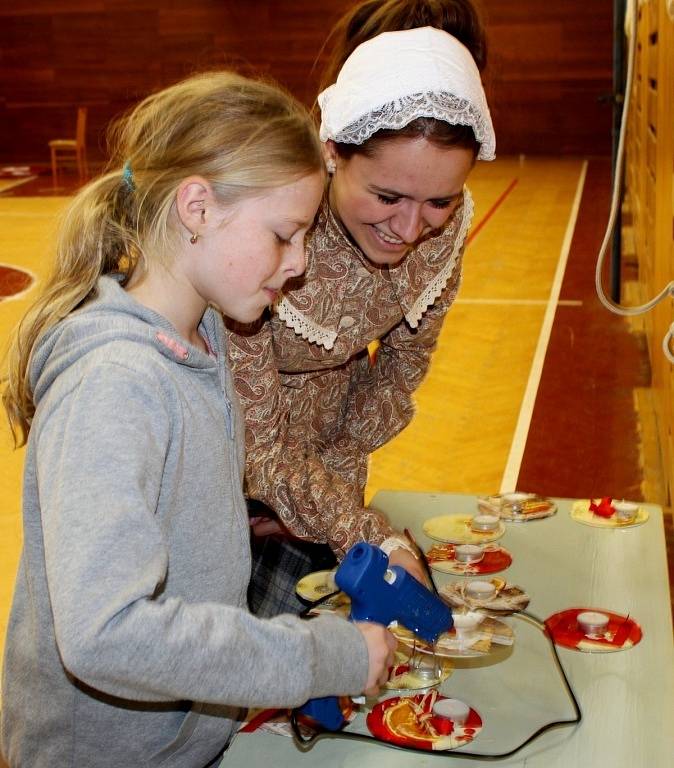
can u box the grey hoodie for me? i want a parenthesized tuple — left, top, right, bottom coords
(1, 277, 368, 767)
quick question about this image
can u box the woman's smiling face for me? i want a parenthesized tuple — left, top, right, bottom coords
(325, 136, 474, 266)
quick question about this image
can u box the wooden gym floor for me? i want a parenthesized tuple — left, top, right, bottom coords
(0, 156, 672, 693)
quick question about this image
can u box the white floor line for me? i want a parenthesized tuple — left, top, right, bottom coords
(0, 176, 37, 193)
(456, 298, 583, 306)
(499, 160, 588, 493)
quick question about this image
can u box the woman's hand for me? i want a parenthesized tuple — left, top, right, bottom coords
(354, 622, 397, 696)
(387, 546, 430, 587)
(248, 516, 286, 537)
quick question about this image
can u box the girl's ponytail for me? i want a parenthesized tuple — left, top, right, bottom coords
(3, 71, 323, 446)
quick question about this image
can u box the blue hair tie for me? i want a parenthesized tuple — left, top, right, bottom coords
(122, 161, 135, 191)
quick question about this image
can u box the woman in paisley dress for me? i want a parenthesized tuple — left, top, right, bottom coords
(227, 0, 496, 616)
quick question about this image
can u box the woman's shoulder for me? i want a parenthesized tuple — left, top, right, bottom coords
(304, 198, 360, 277)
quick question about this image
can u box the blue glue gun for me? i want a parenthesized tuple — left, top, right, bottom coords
(297, 541, 453, 731)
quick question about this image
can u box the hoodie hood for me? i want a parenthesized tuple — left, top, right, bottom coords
(30, 276, 219, 408)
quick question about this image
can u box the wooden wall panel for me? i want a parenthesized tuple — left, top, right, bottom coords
(0, 1, 613, 164)
(625, 0, 674, 505)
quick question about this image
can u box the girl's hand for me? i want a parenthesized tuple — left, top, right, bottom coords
(249, 516, 286, 537)
(387, 547, 430, 587)
(354, 622, 397, 696)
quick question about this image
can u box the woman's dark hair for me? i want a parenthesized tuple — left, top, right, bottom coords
(319, 0, 486, 159)
(333, 121, 481, 160)
(320, 0, 486, 91)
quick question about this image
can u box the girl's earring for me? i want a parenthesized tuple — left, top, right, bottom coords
(189, 208, 205, 243)
(326, 158, 336, 175)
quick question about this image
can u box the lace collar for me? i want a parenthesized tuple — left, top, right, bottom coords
(277, 189, 474, 350)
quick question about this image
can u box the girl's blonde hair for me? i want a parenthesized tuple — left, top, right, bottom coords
(3, 71, 324, 446)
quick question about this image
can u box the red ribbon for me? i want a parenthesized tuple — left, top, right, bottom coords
(589, 497, 615, 518)
(239, 708, 282, 733)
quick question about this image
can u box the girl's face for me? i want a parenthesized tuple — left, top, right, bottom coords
(325, 137, 474, 266)
(193, 172, 324, 323)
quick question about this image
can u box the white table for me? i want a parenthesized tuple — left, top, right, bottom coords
(223, 492, 674, 767)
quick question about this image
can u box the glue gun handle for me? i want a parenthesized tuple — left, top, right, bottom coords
(297, 695, 346, 731)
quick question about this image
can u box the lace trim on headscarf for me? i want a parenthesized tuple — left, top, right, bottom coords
(332, 93, 495, 161)
(276, 299, 338, 350)
(404, 189, 474, 328)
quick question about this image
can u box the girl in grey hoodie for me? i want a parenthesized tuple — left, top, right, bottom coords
(0, 71, 395, 768)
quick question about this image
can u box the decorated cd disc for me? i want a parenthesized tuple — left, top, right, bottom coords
(545, 608, 642, 652)
(367, 692, 482, 751)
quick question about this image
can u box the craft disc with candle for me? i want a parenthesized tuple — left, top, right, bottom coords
(392, 615, 514, 658)
(423, 514, 506, 545)
(426, 543, 513, 575)
(545, 608, 642, 652)
(441, 579, 530, 615)
(570, 500, 649, 529)
(478, 492, 557, 522)
(367, 692, 482, 751)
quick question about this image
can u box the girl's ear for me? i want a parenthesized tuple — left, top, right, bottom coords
(175, 177, 215, 238)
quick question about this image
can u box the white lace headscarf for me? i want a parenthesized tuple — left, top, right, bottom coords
(318, 26, 495, 161)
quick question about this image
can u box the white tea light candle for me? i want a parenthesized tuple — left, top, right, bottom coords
(452, 611, 483, 632)
(471, 514, 499, 532)
(433, 698, 470, 725)
(577, 611, 609, 636)
(613, 500, 638, 522)
(502, 492, 529, 503)
(454, 544, 484, 563)
(465, 580, 497, 600)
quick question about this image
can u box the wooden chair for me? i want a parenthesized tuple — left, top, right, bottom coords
(49, 106, 88, 186)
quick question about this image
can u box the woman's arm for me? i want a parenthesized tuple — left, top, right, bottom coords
(227, 243, 464, 561)
(227, 321, 400, 557)
(320, 254, 462, 459)
(336, 295, 457, 453)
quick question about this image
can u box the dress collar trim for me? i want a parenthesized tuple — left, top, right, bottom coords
(276, 188, 474, 350)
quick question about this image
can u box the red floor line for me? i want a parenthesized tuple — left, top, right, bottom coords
(466, 177, 519, 245)
(517, 157, 645, 500)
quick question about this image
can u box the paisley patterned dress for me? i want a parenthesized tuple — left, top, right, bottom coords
(227, 189, 473, 558)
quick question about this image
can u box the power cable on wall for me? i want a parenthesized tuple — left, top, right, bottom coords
(595, 0, 674, 362)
